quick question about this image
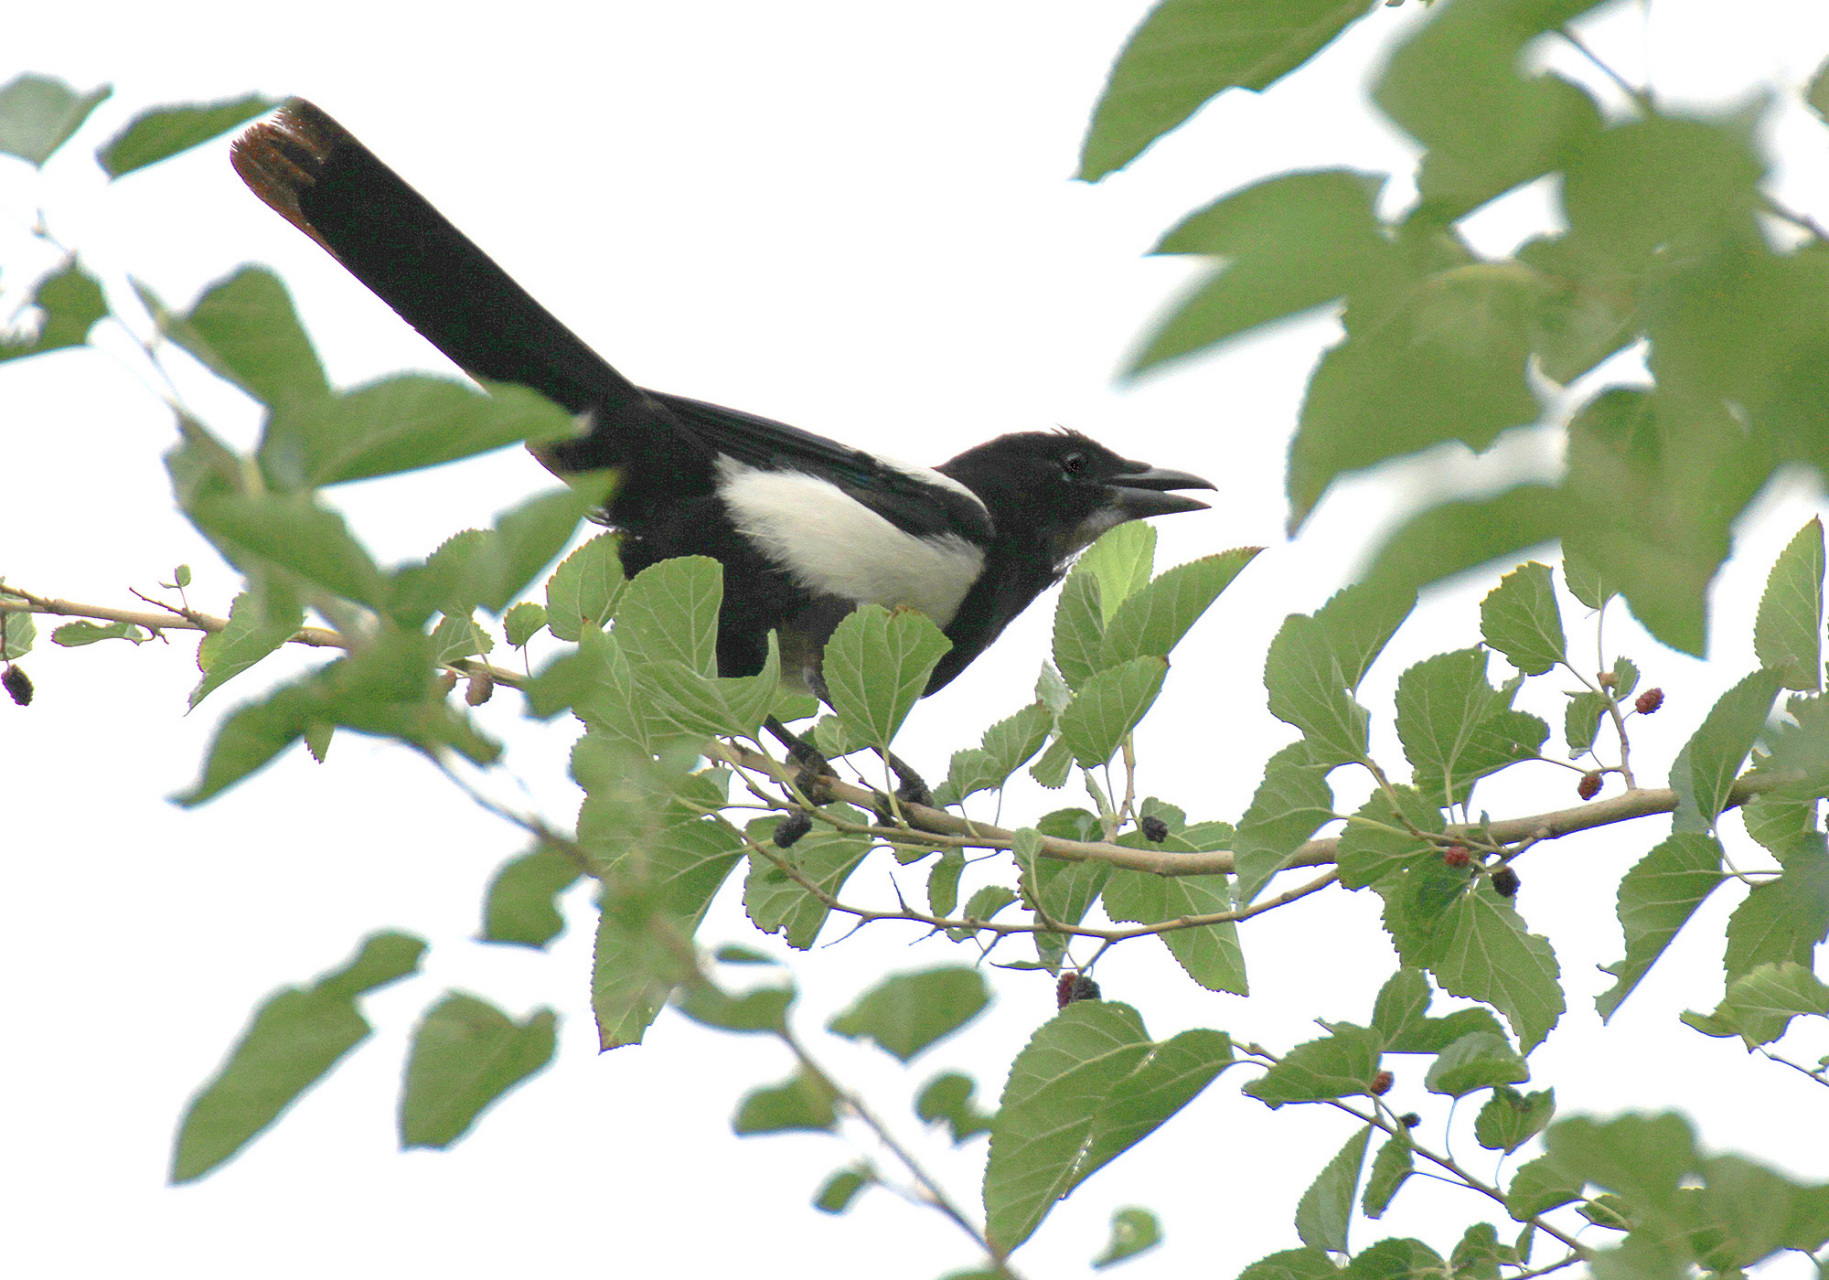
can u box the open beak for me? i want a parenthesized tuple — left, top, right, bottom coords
(1105, 462, 1216, 518)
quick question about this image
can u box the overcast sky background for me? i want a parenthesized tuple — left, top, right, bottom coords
(5, 2, 1829, 1276)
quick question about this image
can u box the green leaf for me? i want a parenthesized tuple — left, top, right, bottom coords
(1245, 1024, 1383, 1107)
(170, 932, 423, 1182)
(1337, 786, 1444, 890)
(1029, 734, 1074, 789)
(1594, 833, 1725, 1020)
(480, 844, 581, 949)
(1683, 961, 1829, 1047)
(827, 967, 990, 1062)
(1756, 518, 1825, 691)
(1234, 742, 1335, 904)
(1723, 834, 1829, 980)
(615, 556, 722, 674)
(1480, 562, 1566, 676)
(1076, 522, 1156, 623)
(0, 262, 107, 362)
(398, 994, 555, 1149)
(0, 75, 110, 165)
(544, 533, 625, 641)
(732, 1069, 837, 1134)
(97, 93, 274, 178)
(1, 610, 36, 660)
(1265, 581, 1415, 764)
(1809, 57, 1829, 124)
(1505, 1155, 1583, 1220)
(1102, 864, 1247, 994)
(943, 702, 1053, 801)
(187, 489, 389, 608)
(1133, 169, 1393, 372)
(1080, 1, 1378, 181)
(823, 605, 951, 749)
(192, 588, 304, 709)
(1099, 547, 1259, 667)
(1431, 886, 1563, 1052)
(1092, 1207, 1163, 1269)
(813, 1166, 870, 1214)
(1474, 1085, 1554, 1154)
(1053, 570, 1107, 691)
(1676, 670, 1783, 829)
(258, 375, 574, 489)
(927, 849, 965, 917)
(673, 982, 795, 1035)
(1565, 690, 1610, 758)
(1517, 233, 1641, 385)
(162, 266, 329, 408)
(1298, 1126, 1372, 1255)
(916, 1071, 996, 1144)
(1060, 655, 1168, 768)
(1423, 1031, 1527, 1098)
(502, 601, 547, 647)
(1450, 1223, 1506, 1280)
(742, 816, 871, 950)
(51, 619, 148, 646)
(1239, 1247, 1341, 1280)
(1355, 486, 1565, 626)
(1542, 1112, 1699, 1216)
(984, 1002, 1231, 1253)
(1363, 1133, 1414, 1219)
(1563, 116, 1764, 264)
(1371, 968, 1433, 1049)
(954, 885, 1019, 937)
(1388, 1007, 1510, 1057)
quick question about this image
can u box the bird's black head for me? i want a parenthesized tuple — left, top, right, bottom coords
(936, 430, 1213, 567)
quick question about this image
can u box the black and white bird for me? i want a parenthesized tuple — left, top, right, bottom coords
(231, 101, 1212, 703)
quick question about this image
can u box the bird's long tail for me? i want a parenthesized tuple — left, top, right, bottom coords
(231, 100, 641, 422)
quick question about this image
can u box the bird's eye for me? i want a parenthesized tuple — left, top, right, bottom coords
(1061, 451, 1088, 477)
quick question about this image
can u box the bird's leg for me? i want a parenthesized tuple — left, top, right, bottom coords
(764, 715, 834, 805)
(882, 749, 933, 808)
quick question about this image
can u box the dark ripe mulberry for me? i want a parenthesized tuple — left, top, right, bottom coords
(1635, 688, 1664, 715)
(1443, 845, 1472, 868)
(1578, 770, 1602, 800)
(1139, 815, 1170, 843)
(1057, 972, 1102, 1009)
(773, 810, 814, 848)
(1491, 865, 1521, 897)
(1371, 1069, 1394, 1096)
(3, 664, 32, 706)
(1400, 1113, 1422, 1129)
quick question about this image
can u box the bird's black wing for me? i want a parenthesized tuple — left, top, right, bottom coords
(654, 392, 993, 543)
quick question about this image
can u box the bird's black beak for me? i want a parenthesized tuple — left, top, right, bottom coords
(1104, 461, 1215, 517)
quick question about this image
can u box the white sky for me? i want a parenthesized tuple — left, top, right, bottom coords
(5, 2, 1829, 1277)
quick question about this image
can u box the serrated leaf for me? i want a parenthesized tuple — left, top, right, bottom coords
(1505, 1155, 1583, 1220)
(1099, 547, 1259, 667)
(1103, 865, 1247, 994)
(1451, 1223, 1507, 1280)
(1431, 887, 1563, 1052)
(824, 605, 951, 749)
(1297, 1126, 1372, 1254)
(398, 994, 555, 1149)
(1685, 961, 1829, 1047)
(2, 610, 37, 660)
(0, 75, 110, 165)
(1723, 833, 1829, 980)
(165, 266, 328, 408)
(1565, 690, 1609, 757)
(543, 533, 625, 641)
(742, 817, 871, 951)
(1423, 1031, 1527, 1098)
(1480, 562, 1566, 676)
(827, 967, 989, 1062)
(98, 93, 274, 178)
(1266, 582, 1415, 765)
(1081, 5, 1377, 181)
(191, 589, 303, 709)
(1053, 571, 1106, 691)
(1245, 1025, 1383, 1107)
(502, 601, 547, 647)
(480, 844, 581, 949)
(51, 618, 148, 646)
(1474, 1085, 1554, 1154)
(1371, 968, 1433, 1048)
(1060, 655, 1168, 768)
(1234, 742, 1335, 904)
(1678, 670, 1783, 830)
(1595, 833, 1725, 1020)
(615, 556, 722, 674)
(1756, 519, 1824, 691)
(170, 932, 423, 1182)
(1239, 1247, 1342, 1280)
(1077, 522, 1157, 622)
(1754, 693, 1829, 802)
(1030, 735, 1074, 789)
(1073, 1028, 1235, 1191)
(1364, 1133, 1414, 1219)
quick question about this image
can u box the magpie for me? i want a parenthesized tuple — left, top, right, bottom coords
(230, 101, 1213, 733)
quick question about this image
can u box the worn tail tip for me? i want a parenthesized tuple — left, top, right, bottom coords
(229, 99, 351, 256)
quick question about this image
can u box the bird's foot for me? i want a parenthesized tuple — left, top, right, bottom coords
(785, 736, 835, 806)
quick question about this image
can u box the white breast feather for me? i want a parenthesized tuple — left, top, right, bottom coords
(717, 460, 986, 626)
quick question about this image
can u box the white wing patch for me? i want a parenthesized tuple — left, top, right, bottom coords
(717, 459, 985, 626)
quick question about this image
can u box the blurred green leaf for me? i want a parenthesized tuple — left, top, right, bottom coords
(1080, 0, 1377, 181)
(813, 1166, 871, 1214)
(160, 267, 328, 407)
(98, 93, 274, 178)
(1132, 169, 1392, 373)
(0, 75, 109, 166)
(398, 994, 555, 1149)
(171, 932, 423, 1182)
(827, 967, 990, 1062)
(1092, 1207, 1163, 1269)
(1595, 833, 1725, 1020)
(916, 1071, 996, 1143)
(733, 1068, 837, 1134)
(824, 605, 951, 749)
(188, 489, 389, 608)
(0, 262, 106, 362)
(480, 844, 581, 949)
(1756, 518, 1825, 692)
(674, 982, 795, 1035)
(51, 619, 148, 646)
